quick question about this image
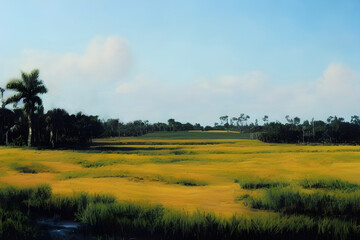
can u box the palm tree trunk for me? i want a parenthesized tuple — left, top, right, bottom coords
(27, 114, 32, 147)
(5, 130, 9, 145)
(50, 130, 55, 148)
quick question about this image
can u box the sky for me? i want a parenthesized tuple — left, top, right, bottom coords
(1, 0, 360, 125)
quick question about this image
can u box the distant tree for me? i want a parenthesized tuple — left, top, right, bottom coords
(219, 116, 228, 126)
(6, 69, 47, 147)
(351, 115, 360, 125)
(45, 109, 68, 148)
(168, 119, 175, 131)
(0, 88, 15, 145)
(262, 115, 269, 125)
(231, 117, 238, 127)
(238, 114, 250, 126)
(293, 117, 300, 126)
(245, 115, 250, 125)
(327, 116, 334, 124)
(285, 115, 293, 124)
(238, 114, 245, 126)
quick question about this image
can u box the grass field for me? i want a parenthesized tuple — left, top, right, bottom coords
(1, 131, 360, 238)
(1, 131, 360, 216)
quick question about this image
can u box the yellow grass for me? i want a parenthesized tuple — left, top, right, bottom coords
(1, 139, 360, 216)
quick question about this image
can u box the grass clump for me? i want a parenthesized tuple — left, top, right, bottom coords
(235, 177, 289, 189)
(151, 157, 198, 164)
(58, 170, 129, 180)
(9, 162, 52, 174)
(153, 175, 207, 186)
(0, 185, 52, 239)
(299, 177, 359, 191)
(59, 171, 89, 179)
(80, 203, 360, 240)
(77, 159, 124, 168)
(235, 194, 250, 202)
(250, 187, 360, 217)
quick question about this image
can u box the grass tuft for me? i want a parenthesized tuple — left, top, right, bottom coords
(249, 186, 360, 217)
(235, 177, 289, 189)
(9, 162, 53, 174)
(299, 177, 359, 191)
(76, 159, 124, 168)
(152, 175, 207, 186)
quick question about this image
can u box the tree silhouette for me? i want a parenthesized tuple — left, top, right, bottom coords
(6, 69, 47, 147)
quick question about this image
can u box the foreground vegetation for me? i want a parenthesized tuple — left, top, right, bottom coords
(2, 184, 360, 240)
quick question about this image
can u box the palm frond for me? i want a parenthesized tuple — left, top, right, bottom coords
(5, 93, 23, 105)
(33, 96, 43, 106)
(30, 69, 39, 81)
(33, 84, 48, 94)
(21, 72, 30, 87)
(6, 79, 25, 92)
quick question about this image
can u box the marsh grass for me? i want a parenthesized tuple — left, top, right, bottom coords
(249, 186, 360, 217)
(81, 202, 360, 240)
(235, 177, 290, 189)
(58, 170, 207, 186)
(76, 159, 125, 168)
(58, 170, 130, 180)
(152, 175, 207, 186)
(235, 194, 250, 202)
(150, 157, 197, 164)
(299, 177, 359, 191)
(1, 184, 360, 240)
(9, 162, 53, 174)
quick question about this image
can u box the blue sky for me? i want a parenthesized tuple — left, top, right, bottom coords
(1, 1, 360, 124)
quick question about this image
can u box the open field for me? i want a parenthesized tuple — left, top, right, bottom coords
(1, 131, 360, 217)
(2, 131, 360, 238)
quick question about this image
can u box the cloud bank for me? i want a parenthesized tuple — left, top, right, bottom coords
(17, 36, 132, 115)
(2, 36, 359, 125)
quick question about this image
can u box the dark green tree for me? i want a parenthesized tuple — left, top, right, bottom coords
(6, 69, 47, 147)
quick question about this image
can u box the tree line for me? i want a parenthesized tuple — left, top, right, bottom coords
(216, 114, 360, 144)
(1, 69, 359, 147)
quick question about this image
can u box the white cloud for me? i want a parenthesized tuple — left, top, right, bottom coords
(16, 36, 132, 114)
(316, 63, 358, 99)
(1, 37, 359, 125)
(110, 63, 360, 124)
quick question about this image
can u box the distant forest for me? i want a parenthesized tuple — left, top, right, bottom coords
(1, 69, 360, 147)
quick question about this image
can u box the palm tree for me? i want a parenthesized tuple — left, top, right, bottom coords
(6, 69, 47, 147)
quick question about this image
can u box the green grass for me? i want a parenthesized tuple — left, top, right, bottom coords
(249, 187, 360, 217)
(152, 175, 208, 186)
(80, 201, 360, 240)
(234, 177, 289, 189)
(58, 170, 206, 186)
(9, 162, 53, 174)
(150, 157, 199, 164)
(58, 170, 130, 180)
(76, 159, 125, 168)
(235, 194, 250, 201)
(299, 177, 359, 191)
